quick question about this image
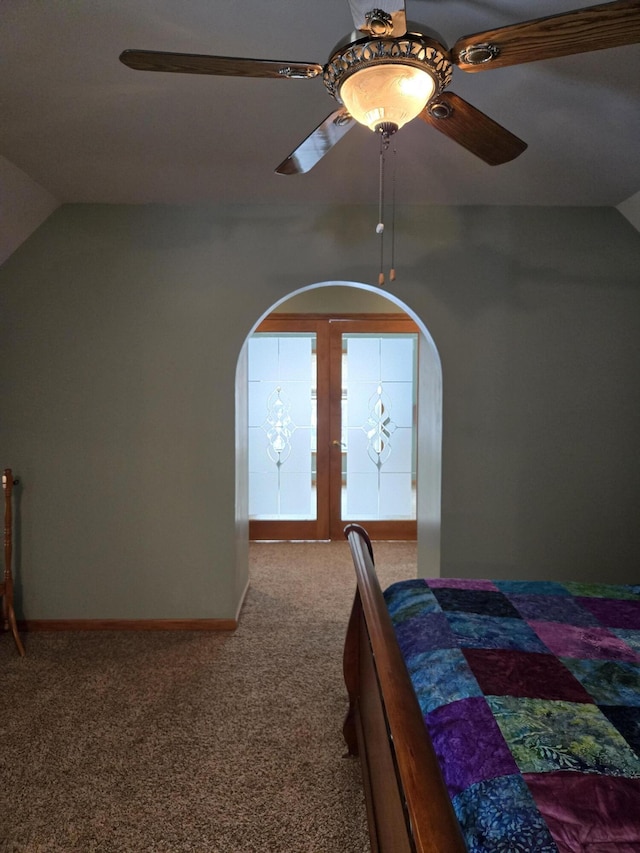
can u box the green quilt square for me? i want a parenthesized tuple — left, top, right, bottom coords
(486, 696, 640, 777)
(561, 582, 639, 601)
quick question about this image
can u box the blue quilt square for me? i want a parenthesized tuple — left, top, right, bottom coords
(494, 580, 572, 597)
(406, 647, 483, 715)
(453, 774, 557, 853)
(384, 580, 441, 623)
(446, 612, 549, 653)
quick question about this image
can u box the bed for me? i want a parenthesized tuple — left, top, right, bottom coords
(343, 523, 640, 853)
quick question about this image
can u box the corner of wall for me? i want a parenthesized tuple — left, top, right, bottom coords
(617, 190, 640, 234)
(0, 156, 60, 267)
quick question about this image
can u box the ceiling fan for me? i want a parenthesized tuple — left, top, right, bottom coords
(120, 0, 640, 175)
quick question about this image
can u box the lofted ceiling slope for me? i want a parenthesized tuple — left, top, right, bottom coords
(1, 0, 639, 214)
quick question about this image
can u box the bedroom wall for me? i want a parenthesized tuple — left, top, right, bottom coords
(1, 203, 639, 620)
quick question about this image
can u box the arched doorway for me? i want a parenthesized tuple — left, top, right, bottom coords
(235, 281, 442, 573)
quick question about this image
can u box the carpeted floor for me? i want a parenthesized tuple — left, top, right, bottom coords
(0, 540, 416, 853)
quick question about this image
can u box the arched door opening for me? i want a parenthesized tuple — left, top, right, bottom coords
(235, 282, 442, 572)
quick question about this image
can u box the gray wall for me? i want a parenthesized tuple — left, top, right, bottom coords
(1, 203, 639, 620)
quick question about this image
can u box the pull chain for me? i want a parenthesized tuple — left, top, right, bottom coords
(377, 130, 388, 286)
(390, 137, 397, 283)
(376, 127, 397, 286)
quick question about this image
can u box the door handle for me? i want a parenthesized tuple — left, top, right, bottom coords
(332, 440, 346, 448)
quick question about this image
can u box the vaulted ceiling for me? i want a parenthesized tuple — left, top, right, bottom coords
(2, 0, 639, 228)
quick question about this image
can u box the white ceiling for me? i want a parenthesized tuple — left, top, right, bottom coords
(1, 0, 639, 211)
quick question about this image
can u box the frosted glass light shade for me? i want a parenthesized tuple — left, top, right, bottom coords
(340, 64, 436, 131)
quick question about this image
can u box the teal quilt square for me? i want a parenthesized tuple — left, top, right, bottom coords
(494, 580, 572, 597)
(561, 659, 640, 707)
(612, 628, 640, 655)
(384, 581, 441, 622)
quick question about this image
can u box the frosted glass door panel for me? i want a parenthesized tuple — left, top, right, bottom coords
(248, 334, 316, 520)
(343, 334, 417, 520)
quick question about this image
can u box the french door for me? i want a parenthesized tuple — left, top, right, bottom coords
(248, 314, 418, 540)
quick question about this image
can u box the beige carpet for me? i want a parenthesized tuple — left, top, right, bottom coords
(0, 540, 416, 853)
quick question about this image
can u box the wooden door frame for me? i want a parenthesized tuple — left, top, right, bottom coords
(249, 313, 418, 541)
(328, 317, 418, 541)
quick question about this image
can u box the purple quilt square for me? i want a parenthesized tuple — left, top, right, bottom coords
(393, 611, 457, 658)
(463, 648, 594, 703)
(523, 772, 640, 850)
(508, 594, 600, 627)
(427, 578, 499, 591)
(576, 597, 640, 630)
(529, 620, 639, 662)
(426, 696, 519, 797)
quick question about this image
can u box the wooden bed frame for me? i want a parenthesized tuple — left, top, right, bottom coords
(343, 523, 466, 853)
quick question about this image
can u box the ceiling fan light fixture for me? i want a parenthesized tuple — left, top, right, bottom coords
(339, 64, 436, 131)
(324, 31, 453, 132)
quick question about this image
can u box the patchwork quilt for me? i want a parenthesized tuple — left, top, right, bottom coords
(384, 578, 640, 852)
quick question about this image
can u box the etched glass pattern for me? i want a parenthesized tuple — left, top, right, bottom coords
(343, 334, 417, 520)
(248, 334, 315, 520)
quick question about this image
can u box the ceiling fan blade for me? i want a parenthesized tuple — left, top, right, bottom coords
(420, 92, 527, 165)
(452, 0, 640, 72)
(348, 0, 407, 36)
(275, 108, 357, 175)
(119, 49, 322, 79)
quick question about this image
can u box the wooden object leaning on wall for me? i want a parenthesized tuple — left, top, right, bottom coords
(2, 468, 25, 656)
